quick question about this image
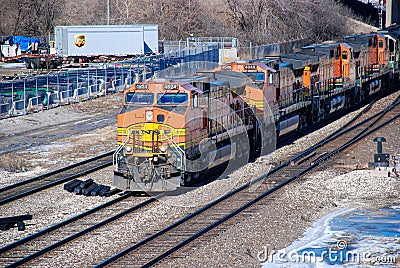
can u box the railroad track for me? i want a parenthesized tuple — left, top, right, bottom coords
(0, 151, 113, 206)
(94, 98, 400, 267)
(2, 95, 398, 267)
(0, 114, 116, 154)
(0, 192, 159, 268)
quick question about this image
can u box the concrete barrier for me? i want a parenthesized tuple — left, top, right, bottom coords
(73, 86, 89, 102)
(89, 84, 99, 98)
(46, 92, 60, 108)
(59, 89, 75, 104)
(27, 96, 43, 112)
(0, 103, 11, 116)
(12, 100, 26, 115)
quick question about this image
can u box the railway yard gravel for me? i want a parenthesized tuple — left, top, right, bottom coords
(0, 90, 399, 266)
(0, 93, 121, 173)
(159, 168, 400, 267)
(0, 166, 120, 248)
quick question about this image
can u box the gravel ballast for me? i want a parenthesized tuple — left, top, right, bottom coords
(0, 88, 399, 266)
(157, 169, 400, 267)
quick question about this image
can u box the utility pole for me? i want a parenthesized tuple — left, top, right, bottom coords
(107, 0, 110, 25)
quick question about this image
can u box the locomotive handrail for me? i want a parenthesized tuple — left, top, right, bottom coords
(165, 135, 185, 172)
(113, 131, 131, 170)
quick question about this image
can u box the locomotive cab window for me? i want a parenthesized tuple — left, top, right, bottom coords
(244, 72, 265, 88)
(268, 73, 274, 85)
(157, 93, 188, 104)
(342, 51, 348, 60)
(372, 38, 377, 48)
(335, 48, 340, 59)
(378, 40, 384, 48)
(245, 72, 265, 82)
(125, 92, 154, 105)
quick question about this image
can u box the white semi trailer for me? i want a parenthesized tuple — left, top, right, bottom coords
(2, 24, 159, 69)
(54, 24, 159, 57)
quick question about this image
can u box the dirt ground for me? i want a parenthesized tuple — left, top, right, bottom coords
(0, 93, 122, 173)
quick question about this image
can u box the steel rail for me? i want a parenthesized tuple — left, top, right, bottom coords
(0, 191, 135, 254)
(95, 98, 400, 267)
(3, 196, 160, 268)
(141, 112, 400, 268)
(0, 151, 114, 206)
(0, 150, 113, 194)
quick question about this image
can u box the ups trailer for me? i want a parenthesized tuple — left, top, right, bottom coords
(54, 24, 159, 57)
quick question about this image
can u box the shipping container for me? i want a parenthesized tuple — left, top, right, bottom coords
(54, 25, 158, 57)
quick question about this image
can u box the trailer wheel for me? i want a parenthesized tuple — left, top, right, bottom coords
(25, 59, 32, 69)
(25, 58, 38, 70)
(27, 59, 40, 70)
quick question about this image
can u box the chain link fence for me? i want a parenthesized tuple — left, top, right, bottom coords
(239, 38, 312, 60)
(0, 44, 219, 118)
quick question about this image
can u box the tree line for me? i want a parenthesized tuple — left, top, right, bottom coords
(0, 0, 356, 45)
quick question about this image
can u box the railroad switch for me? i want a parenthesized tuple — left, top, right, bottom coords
(369, 137, 390, 168)
(369, 137, 399, 177)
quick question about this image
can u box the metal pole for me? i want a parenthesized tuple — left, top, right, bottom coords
(379, 0, 383, 29)
(76, 70, 79, 101)
(250, 41, 252, 60)
(95, 67, 98, 94)
(57, 71, 60, 102)
(11, 79, 14, 115)
(23, 78, 26, 115)
(121, 64, 125, 90)
(107, 0, 110, 25)
(105, 65, 108, 94)
(35, 75, 38, 97)
(67, 70, 70, 100)
(87, 68, 90, 98)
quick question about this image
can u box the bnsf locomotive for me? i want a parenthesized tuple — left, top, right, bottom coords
(113, 73, 265, 191)
(114, 26, 400, 192)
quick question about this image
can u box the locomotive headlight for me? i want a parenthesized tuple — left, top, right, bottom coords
(125, 146, 132, 152)
(146, 110, 153, 122)
(160, 145, 167, 153)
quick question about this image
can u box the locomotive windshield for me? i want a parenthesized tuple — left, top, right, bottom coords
(244, 72, 265, 82)
(125, 92, 154, 104)
(243, 72, 266, 90)
(157, 93, 188, 104)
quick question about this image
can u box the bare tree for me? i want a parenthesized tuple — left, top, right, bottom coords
(0, 0, 355, 46)
(224, 0, 353, 45)
(0, 0, 64, 36)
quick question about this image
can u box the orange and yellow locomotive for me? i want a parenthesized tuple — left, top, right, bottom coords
(114, 72, 263, 191)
